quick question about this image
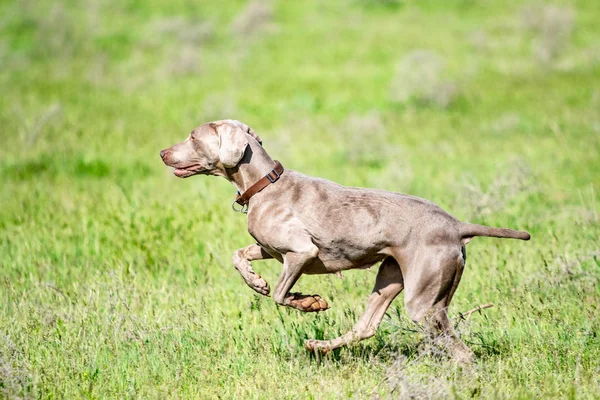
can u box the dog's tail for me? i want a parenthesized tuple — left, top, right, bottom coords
(459, 223, 530, 244)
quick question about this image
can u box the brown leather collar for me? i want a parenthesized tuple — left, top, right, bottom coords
(233, 161, 284, 211)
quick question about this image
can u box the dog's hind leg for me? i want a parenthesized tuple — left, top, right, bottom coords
(403, 245, 473, 364)
(232, 243, 273, 296)
(305, 256, 404, 353)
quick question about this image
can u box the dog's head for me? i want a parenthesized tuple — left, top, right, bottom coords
(160, 120, 263, 178)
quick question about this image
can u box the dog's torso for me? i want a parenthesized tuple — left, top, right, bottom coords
(247, 170, 462, 274)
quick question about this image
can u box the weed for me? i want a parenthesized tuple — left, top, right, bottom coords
(521, 3, 576, 65)
(390, 50, 459, 109)
(231, 1, 274, 38)
(459, 159, 533, 219)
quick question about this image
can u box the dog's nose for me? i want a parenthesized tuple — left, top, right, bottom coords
(160, 149, 167, 159)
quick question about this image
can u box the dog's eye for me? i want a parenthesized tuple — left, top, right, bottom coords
(190, 135, 195, 141)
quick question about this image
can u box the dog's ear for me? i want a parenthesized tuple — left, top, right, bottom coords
(231, 120, 263, 146)
(212, 121, 250, 168)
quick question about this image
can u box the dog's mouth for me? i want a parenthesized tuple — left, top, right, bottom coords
(173, 164, 203, 178)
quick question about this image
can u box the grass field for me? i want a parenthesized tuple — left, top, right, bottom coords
(1, 0, 600, 398)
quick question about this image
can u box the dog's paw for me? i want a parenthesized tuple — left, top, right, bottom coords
(287, 293, 329, 312)
(248, 275, 270, 296)
(233, 256, 270, 296)
(304, 339, 331, 354)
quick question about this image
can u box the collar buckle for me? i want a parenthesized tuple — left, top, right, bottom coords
(266, 169, 280, 183)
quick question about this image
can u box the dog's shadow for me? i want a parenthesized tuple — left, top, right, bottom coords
(300, 327, 419, 364)
(276, 307, 508, 364)
(303, 328, 509, 364)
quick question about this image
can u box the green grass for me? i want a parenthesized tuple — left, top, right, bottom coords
(1, 0, 599, 398)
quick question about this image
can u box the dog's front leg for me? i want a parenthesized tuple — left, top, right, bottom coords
(232, 244, 273, 296)
(272, 247, 328, 312)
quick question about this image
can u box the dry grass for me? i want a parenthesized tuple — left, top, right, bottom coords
(370, 313, 486, 399)
(460, 159, 533, 219)
(0, 333, 34, 399)
(149, 17, 214, 78)
(339, 112, 413, 189)
(200, 94, 238, 122)
(163, 45, 202, 77)
(521, 3, 576, 65)
(390, 50, 459, 109)
(526, 249, 600, 288)
(231, 0, 274, 38)
(152, 17, 214, 46)
(376, 355, 455, 399)
(486, 112, 522, 135)
(343, 112, 388, 165)
(36, 4, 75, 58)
(468, 30, 489, 53)
(13, 103, 62, 145)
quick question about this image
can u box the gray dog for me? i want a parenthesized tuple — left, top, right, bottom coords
(160, 119, 530, 363)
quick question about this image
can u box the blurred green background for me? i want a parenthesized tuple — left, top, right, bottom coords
(1, 0, 599, 398)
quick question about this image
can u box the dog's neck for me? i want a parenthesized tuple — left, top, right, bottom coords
(226, 140, 277, 194)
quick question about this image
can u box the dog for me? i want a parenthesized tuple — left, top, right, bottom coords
(160, 119, 530, 363)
